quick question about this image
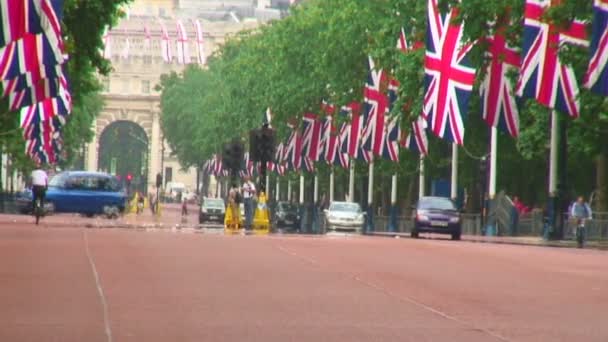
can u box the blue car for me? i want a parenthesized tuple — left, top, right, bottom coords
(44, 171, 127, 217)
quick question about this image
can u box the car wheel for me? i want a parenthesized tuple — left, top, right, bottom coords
(103, 205, 119, 219)
(411, 230, 419, 238)
(451, 231, 461, 240)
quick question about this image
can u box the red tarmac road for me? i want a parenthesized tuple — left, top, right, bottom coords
(0, 224, 607, 342)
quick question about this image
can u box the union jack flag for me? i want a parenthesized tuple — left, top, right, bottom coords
(341, 102, 372, 162)
(423, 0, 475, 145)
(159, 20, 172, 63)
(480, 19, 521, 137)
(333, 122, 350, 169)
(271, 142, 286, 175)
(283, 120, 301, 170)
(213, 154, 223, 176)
(0, 0, 65, 53)
(361, 56, 388, 156)
(585, 0, 608, 96)
(379, 78, 401, 162)
(176, 20, 189, 64)
(516, 0, 588, 118)
(19, 91, 70, 128)
(0, 32, 66, 81)
(402, 115, 429, 155)
(300, 112, 322, 162)
(143, 24, 151, 50)
(192, 19, 206, 65)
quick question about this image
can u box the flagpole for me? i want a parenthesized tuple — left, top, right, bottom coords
(451, 143, 458, 200)
(313, 173, 319, 233)
(329, 167, 335, 202)
(348, 159, 355, 202)
(275, 176, 280, 202)
(419, 155, 425, 198)
(299, 173, 305, 233)
(265, 174, 270, 197)
(287, 179, 292, 202)
(388, 173, 398, 232)
(366, 161, 374, 233)
(547, 109, 559, 239)
(489, 126, 498, 199)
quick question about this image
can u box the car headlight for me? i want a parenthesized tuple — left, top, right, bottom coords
(201, 208, 208, 213)
(417, 214, 430, 221)
(449, 216, 460, 223)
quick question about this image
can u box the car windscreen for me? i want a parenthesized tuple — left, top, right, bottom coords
(49, 173, 68, 187)
(329, 203, 361, 213)
(204, 199, 224, 208)
(418, 198, 456, 210)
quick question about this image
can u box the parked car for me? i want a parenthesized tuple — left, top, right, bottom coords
(272, 201, 300, 229)
(44, 171, 126, 217)
(199, 197, 226, 224)
(324, 201, 365, 233)
(412, 196, 461, 240)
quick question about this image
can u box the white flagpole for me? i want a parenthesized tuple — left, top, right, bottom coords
(313, 174, 319, 204)
(299, 174, 305, 204)
(329, 168, 335, 202)
(419, 155, 425, 198)
(348, 160, 355, 202)
(489, 126, 498, 199)
(549, 110, 558, 196)
(368, 162, 374, 207)
(391, 173, 397, 205)
(265, 174, 270, 196)
(287, 179, 292, 202)
(275, 177, 280, 202)
(451, 143, 458, 200)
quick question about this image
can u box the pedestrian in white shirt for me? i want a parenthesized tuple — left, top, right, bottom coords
(30, 166, 48, 212)
(242, 176, 256, 229)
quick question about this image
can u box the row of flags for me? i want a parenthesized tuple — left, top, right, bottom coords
(0, 0, 71, 164)
(102, 19, 207, 65)
(203, 0, 608, 178)
(428, 0, 608, 145)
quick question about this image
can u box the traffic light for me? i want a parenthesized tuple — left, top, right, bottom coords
(126, 173, 133, 182)
(479, 158, 487, 183)
(223, 140, 244, 174)
(156, 173, 163, 188)
(249, 127, 275, 162)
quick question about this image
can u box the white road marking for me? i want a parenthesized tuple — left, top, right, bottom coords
(83, 230, 113, 342)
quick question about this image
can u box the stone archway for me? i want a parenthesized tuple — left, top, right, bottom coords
(98, 120, 149, 193)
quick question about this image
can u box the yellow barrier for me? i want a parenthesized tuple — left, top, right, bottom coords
(224, 202, 242, 234)
(252, 192, 271, 235)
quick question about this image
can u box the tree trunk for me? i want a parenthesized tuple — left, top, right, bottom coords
(596, 150, 607, 212)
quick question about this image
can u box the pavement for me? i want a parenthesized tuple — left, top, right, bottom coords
(0, 220, 607, 342)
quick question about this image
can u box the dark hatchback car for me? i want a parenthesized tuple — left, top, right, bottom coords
(272, 201, 300, 229)
(412, 196, 461, 240)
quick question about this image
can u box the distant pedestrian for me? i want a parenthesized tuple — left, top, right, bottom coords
(242, 176, 256, 229)
(570, 196, 592, 221)
(181, 197, 188, 216)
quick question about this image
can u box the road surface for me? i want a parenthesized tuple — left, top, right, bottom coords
(0, 223, 606, 342)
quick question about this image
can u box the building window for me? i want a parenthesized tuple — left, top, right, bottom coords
(159, 7, 166, 17)
(143, 55, 152, 64)
(141, 80, 150, 94)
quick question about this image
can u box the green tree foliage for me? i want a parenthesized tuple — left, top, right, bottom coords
(0, 0, 130, 175)
(159, 0, 608, 210)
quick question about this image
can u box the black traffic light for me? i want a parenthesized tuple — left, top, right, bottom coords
(156, 173, 163, 188)
(223, 140, 244, 174)
(479, 157, 487, 183)
(249, 127, 275, 162)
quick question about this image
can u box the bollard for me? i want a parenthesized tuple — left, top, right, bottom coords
(252, 192, 271, 235)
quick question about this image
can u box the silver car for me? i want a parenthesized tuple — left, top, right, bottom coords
(323, 201, 365, 233)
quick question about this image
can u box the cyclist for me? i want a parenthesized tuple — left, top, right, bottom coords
(570, 196, 592, 247)
(31, 165, 48, 213)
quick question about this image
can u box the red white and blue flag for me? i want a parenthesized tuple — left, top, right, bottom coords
(585, 0, 608, 96)
(192, 19, 206, 65)
(319, 102, 337, 164)
(480, 20, 521, 137)
(361, 56, 388, 156)
(516, 0, 588, 118)
(379, 78, 400, 162)
(397, 27, 424, 53)
(341, 102, 372, 162)
(402, 115, 429, 156)
(423, 0, 475, 145)
(334, 122, 350, 169)
(300, 112, 322, 162)
(283, 120, 302, 171)
(159, 19, 172, 63)
(0, 32, 66, 81)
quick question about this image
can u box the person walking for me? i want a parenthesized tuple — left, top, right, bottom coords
(242, 176, 256, 229)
